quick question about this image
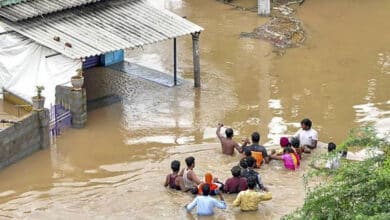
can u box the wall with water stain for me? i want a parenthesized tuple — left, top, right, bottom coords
(0, 110, 50, 169)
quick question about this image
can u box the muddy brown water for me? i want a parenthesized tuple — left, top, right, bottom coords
(0, 0, 389, 219)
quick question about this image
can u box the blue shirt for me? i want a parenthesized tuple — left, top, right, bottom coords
(186, 195, 226, 216)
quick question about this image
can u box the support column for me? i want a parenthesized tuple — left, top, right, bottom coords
(55, 86, 87, 128)
(173, 38, 177, 86)
(69, 89, 87, 128)
(192, 32, 201, 88)
(37, 109, 50, 149)
(258, 0, 271, 16)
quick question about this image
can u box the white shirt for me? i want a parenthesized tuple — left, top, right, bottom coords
(186, 196, 226, 216)
(294, 128, 318, 147)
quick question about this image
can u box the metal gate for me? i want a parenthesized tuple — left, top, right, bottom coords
(49, 104, 71, 136)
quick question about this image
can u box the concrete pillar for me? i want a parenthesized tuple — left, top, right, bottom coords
(192, 32, 201, 88)
(69, 89, 87, 128)
(55, 86, 87, 129)
(258, 0, 271, 16)
(36, 109, 50, 149)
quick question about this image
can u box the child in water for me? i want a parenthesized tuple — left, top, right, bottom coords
(223, 166, 248, 194)
(198, 172, 223, 195)
(164, 160, 185, 191)
(291, 137, 303, 159)
(325, 142, 344, 169)
(270, 147, 300, 170)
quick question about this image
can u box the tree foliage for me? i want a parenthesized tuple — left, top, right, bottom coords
(284, 127, 390, 220)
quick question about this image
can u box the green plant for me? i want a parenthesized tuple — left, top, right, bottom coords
(36, 86, 44, 99)
(284, 126, 390, 220)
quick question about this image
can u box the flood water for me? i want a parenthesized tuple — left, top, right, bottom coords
(0, 0, 389, 219)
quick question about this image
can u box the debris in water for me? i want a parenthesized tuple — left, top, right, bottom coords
(241, 16, 305, 49)
(273, 5, 294, 16)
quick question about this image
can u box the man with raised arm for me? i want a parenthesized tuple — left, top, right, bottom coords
(216, 123, 249, 155)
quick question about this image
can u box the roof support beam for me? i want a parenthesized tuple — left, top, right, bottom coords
(192, 32, 201, 88)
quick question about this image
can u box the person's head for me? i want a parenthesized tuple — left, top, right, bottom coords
(251, 132, 260, 143)
(202, 183, 210, 196)
(185, 156, 195, 168)
(225, 128, 234, 138)
(171, 160, 180, 172)
(231, 165, 241, 178)
(239, 158, 248, 169)
(205, 172, 213, 184)
(244, 148, 252, 157)
(301, 118, 312, 130)
(291, 137, 300, 148)
(247, 176, 257, 189)
(246, 156, 256, 168)
(283, 147, 294, 154)
(280, 137, 290, 148)
(328, 142, 337, 152)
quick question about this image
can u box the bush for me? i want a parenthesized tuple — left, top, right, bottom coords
(284, 127, 390, 220)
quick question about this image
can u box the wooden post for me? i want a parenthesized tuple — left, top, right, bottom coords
(173, 38, 177, 86)
(192, 32, 201, 88)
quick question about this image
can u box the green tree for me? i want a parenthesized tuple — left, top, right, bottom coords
(285, 127, 390, 220)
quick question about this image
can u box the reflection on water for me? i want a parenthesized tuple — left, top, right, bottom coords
(0, 0, 389, 219)
(378, 52, 390, 75)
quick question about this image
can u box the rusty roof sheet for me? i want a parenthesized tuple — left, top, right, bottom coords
(0, 0, 104, 21)
(1, 0, 203, 59)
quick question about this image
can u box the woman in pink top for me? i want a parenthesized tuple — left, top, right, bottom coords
(270, 147, 300, 170)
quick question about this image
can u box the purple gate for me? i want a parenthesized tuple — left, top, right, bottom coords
(49, 104, 72, 136)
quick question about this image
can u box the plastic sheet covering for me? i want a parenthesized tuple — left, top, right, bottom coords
(0, 24, 81, 107)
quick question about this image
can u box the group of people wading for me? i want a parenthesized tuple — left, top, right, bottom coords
(164, 118, 319, 216)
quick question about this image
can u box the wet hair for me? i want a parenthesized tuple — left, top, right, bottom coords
(328, 142, 337, 152)
(202, 183, 211, 196)
(291, 137, 300, 148)
(251, 132, 260, 143)
(301, 118, 312, 129)
(171, 160, 180, 172)
(231, 165, 241, 177)
(283, 147, 294, 154)
(247, 176, 257, 189)
(239, 158, 248, 169)
(225, 128, 234, 138)
(246, 156, 256, 168)
(185, 156, 195, 167)
(244, 148, 252, 157)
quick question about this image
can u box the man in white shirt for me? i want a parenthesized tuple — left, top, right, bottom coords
(293, 118, 318, 152)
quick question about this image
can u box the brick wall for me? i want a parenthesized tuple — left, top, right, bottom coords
(0, 109, 50, 169)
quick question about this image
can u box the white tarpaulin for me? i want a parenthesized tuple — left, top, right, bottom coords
(0, 24, 81, 108)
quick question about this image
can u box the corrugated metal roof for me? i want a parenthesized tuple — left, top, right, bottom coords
(1, 0, 203, 59)
(0, 0, 104, 21)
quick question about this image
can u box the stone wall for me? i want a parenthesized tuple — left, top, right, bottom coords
(0, 109, 50, 169)
(55, 86, 87, 128)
